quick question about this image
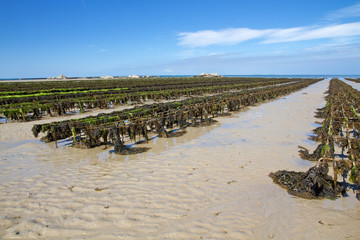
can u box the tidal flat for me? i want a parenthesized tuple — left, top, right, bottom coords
(0, 79, 359, 239)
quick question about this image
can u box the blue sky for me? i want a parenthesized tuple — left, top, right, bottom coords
(0, 0, 360, 78)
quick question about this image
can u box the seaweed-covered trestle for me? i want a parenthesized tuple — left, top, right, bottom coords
(0, 77, 307, 122)
(31, 79, 320, 154)
(298, 79, 360, 186)
(271, 78, 360, 199)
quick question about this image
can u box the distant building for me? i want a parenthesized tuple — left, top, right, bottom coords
(100, 76, 114, 79)
(58, 74, 68, 79)
(47, 74, 68, 79)
(128, 74, 140, 79)
(197, 72, 221, 77)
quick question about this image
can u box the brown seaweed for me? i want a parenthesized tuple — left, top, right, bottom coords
(269, 164, 344, 199)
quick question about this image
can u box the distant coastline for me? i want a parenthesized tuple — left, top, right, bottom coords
(0, 74, 359, 81)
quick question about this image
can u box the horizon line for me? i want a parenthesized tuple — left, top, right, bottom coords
(1, 74, 360, 81)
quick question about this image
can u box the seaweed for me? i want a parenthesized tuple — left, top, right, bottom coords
(1, 77, 318, 122)
(280, 79, 360, 199)
(298, 142, 335, 161)
(269, 164, 344, 199)
(29, 79, 320, 154)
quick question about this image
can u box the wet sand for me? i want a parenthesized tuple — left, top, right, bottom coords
(0, 79, 359, 239)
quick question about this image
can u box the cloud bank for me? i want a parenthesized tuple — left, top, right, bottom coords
(178, 22, 360, 47)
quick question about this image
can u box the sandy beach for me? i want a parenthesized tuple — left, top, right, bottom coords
(0, 79, 359, 239)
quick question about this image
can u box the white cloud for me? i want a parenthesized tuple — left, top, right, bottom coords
(264, 22, 360, 43)
(178, 28, 271, 47)
(170, 3, 360, 75)
(160, 46, 360, 75)
(178, 22, 360, 47)
(325, 2, 360, 20)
